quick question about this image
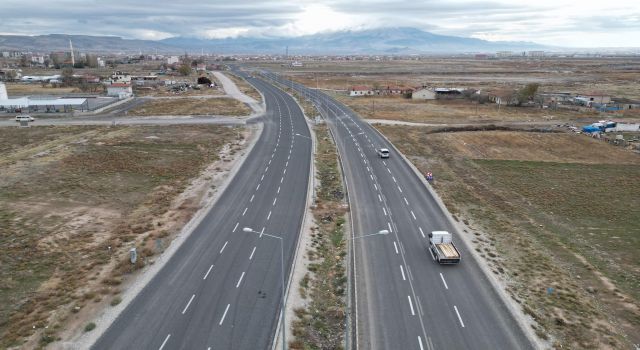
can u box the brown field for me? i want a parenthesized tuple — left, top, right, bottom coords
(333, 94, 605, 124)
(254, 58, 640, 98)
(378, 126, 640, 348)
(249, 58, 640, 125)
(128, 97, 251, 116)
(5, 83, 78, 95)
(0, 125, 241, 348)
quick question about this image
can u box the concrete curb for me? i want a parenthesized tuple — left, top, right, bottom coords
(69, 122, 264, 350)
(375, 128, 541, 349)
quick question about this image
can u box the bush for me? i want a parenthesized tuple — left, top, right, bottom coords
(84, 322, 96, 332)
(110, 296, 122, 306)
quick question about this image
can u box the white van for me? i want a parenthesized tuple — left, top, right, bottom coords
(15, 115, 35, 122)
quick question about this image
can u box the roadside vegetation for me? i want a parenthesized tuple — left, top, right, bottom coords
(290, 124, 348, 350)
(377, 126, 640, 349)
(283, 87, 349, 349)
(128, 97, 251, 116)
(0, 125, 239, 348)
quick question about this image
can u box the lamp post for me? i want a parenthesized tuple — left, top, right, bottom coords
(243, 227, 286, 350)
(351, 229, 389, 240)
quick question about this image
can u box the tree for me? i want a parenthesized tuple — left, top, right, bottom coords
(62, 67, 74, 86)
(178, 62, 192, 76)
(19, 55, 29, 67)
(6, 70, 17, 81)
(516, 83, 539, 106)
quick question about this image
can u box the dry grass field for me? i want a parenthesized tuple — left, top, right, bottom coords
(128, 97, 251, 116)
(5, 83, 79, 95)
(0, 125, 241, 348)
(333, 94, 601, 124)
(378, 126, 640, 349)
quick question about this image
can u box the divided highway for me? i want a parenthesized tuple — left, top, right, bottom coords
(262, 72, 532, 350)
(93, 75, 311, 349)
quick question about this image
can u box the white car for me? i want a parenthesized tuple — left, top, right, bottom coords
(15, 115, 35, 122)
(377, 148, 390, 158)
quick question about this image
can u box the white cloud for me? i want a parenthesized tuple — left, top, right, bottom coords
(0, 0, 639, 47)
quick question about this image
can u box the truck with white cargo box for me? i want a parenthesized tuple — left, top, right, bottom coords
(428, 231, 461, 264)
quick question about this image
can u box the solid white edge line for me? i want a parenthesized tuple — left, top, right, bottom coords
(203, 264, 214, 280)
(236, 271, 245, 288)
(454, 305, 465, 327)
(440, 272, 449, 290)
(158, 334, 170, 350)
(400, 265, 406, 280)
(219, 303, 230, 325)
(408, 295, 415, 315)
(219, 241, 228, 254)
(182, 294, 195, 314)
(249, 246, 256, 260)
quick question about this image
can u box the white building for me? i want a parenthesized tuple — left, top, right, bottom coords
(349, 86, 374, 97)
(0, 82, 7, 100)
(412, 88, 436, 100)
(31, 56, 45, 64)
(167, 56, 180, 65)
(106, 83, 133, 99)
(110, 71, 131, 84)
(97, 57, 106, 67)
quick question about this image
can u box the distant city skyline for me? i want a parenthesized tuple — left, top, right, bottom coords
(0, 0, 638, 47)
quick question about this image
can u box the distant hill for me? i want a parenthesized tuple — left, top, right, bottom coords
(0, 34, 178, 53)
(0, 28, 549, 54)
(161, 27, 549, 54)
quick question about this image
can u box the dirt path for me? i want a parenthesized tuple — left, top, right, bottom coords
(213, 71, 263, 114)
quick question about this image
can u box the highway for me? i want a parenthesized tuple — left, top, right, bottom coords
(261, 71, 532, 350)
(93, 75, 311, 349)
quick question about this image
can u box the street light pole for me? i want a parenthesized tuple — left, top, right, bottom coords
(243, 227, 286, 350)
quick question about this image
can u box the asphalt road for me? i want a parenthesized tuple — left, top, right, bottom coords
(261, 71, 532, 350)
(92, 75, 311, 349)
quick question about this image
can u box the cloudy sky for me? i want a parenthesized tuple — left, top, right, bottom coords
(0, 0, 638, 47)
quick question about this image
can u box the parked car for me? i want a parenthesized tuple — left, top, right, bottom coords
(15, 115, 35, 122)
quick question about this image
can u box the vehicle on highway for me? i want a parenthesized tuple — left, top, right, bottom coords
(15, 115, 35, 122)
(377, 148, 390, 158)
(428, 231, 461, 264)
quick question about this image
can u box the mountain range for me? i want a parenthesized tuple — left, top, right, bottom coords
(0, 27, 548, 54)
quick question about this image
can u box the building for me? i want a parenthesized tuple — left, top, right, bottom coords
(196, 63, 207, 72)
(577, 92, 611, 105)
(0, 96, 89, 112)
(528, 51, 545, 57)
(110, 71, 131, 84)
(167, 56, 180, 65)
(412, 88, 436, 100)
(612, 98, 640, 110)
(31, 55, 45, 64)
(496, 51, 513, 58)
(349, 86, 374, 97)
(106, 83, 133, 99)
